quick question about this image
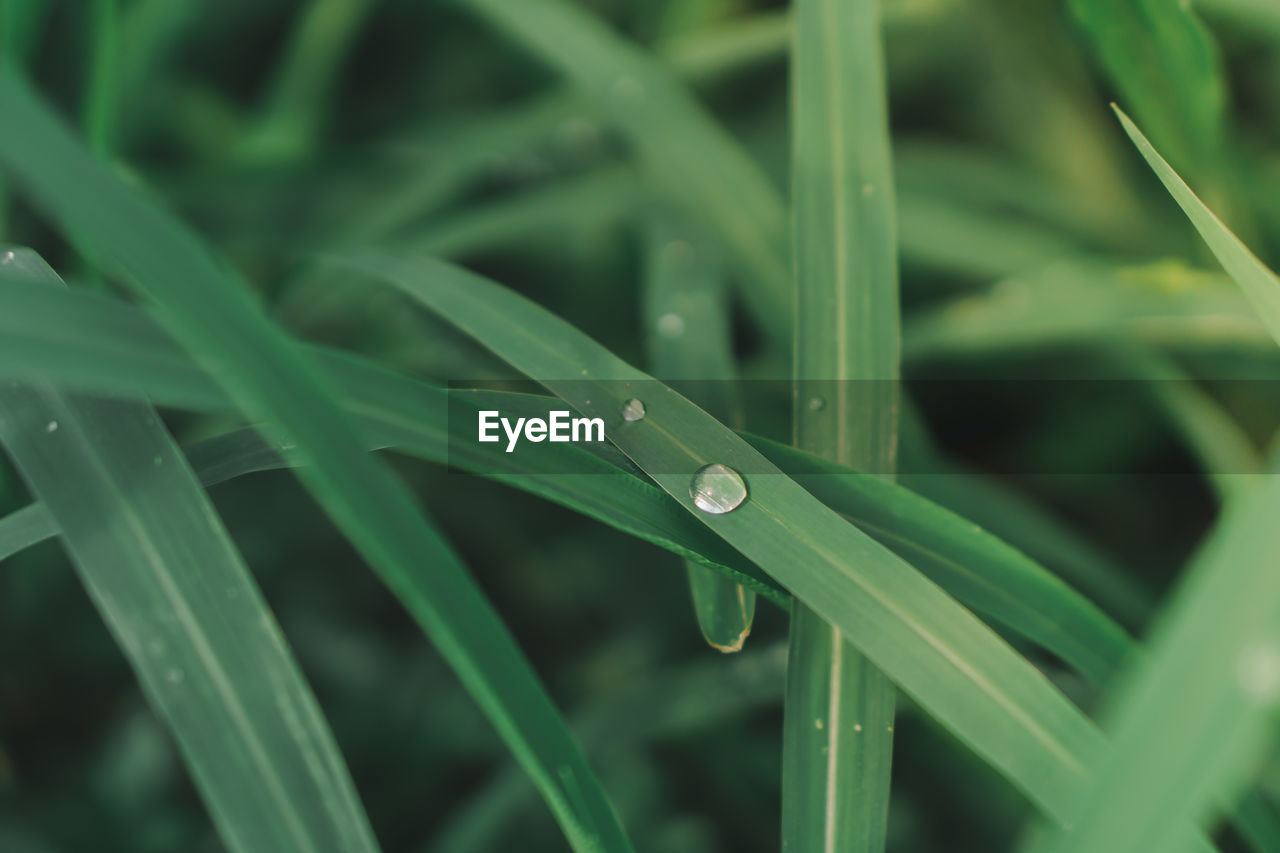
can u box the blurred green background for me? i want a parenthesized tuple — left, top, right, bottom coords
(2, 0, 1280, 850)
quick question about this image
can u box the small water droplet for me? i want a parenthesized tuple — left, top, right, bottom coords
(690, 463, 748, 515)
(862, 183, 875, 196)
(1, 250, 13, 263)
(807, 397, 826, 412)
(610, 74, 644, 104)
(814, 718, 823, 730)
(45, 420, 58, 433)
(621, 398, 646, 422)
(580, 368, 588, 376)
(1238, 643, 1280, 704)
(165, 668, 185, 685)
(657, 313, 685, 338)
(153, 456, 163, 466)
(854, 723, 863, 732)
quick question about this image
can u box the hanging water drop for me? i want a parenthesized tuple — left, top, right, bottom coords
(690, 463, 747, 514)
(621, 398, 646, 422)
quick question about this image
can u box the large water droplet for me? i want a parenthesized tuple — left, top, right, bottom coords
(621, 398, 646, 422)
(690, 463, 747, 514)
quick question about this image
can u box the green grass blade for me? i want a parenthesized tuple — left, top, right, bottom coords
(1033, 473, 1280, 853)
(0, 274, 1147, 684)
(0, 250, 381, 853)
(0, 70, 632, 853)
(1070, 0, 1226, 181)
(331, 251, 1121, 826)
(0, 503, 54, 559)
(1115, 107, 1280, 346)
(459, 0, 791, 347)
(786, 0, 899, 849)
(643, 217, 755, 652)
(235, 0, 377, 164)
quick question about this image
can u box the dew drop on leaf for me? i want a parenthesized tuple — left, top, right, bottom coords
(690, 463, 747, 515)
(621, 398, 646, 422)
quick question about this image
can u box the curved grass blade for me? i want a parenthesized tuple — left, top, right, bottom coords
(1032, 473, 1280, 853)
(0, 250, 381, 853)
(458, 0, 791, 347)
(642, 217, 755, 652)
(331, 251, 1121, 827)
(1115, 107, 1280, 346)
(0, 70, 632, 853)
(786, 0, 898, 848)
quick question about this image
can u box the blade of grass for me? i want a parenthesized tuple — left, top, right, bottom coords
(786, 0, 899, 850)
(0, 249, 381, 853)
(0, 70, 632, 853)
(84, 0, 118, 158)
(458, 0, 791, 347)
(1030, 471, 1280, 853)
(331, 251, 1133, 829)
(1069, 0, 1226, 183)
(642, 217, 755, 652)
(235, 0, 377, 164)
(1115, 107, 1280, 346)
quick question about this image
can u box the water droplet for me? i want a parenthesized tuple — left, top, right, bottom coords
(854, 723, 863, 732)
(862, 183, 875, 196)
(610, 75, 644, 104)
(690, 463, 748, 515)
(152, 456, 163, 466)
(1238, 643, 1280, 704)
(657, 313, 685, 338)
(165, 668, 185, 685)
(621, 398, 646, 422)
(807, 397, 826, 412)
(1, 250, 13, 263)
(814, 718, 823, 730)
(45, 420, 58, 433)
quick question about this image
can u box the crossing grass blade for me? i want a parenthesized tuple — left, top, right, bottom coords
(458, 0, 791, 347)
(328, 251, 1132, 828)
(786, 0, 899, 849)
(1115, 107, 1280, 346)
(642, 217, 755, 653)
(0, 267, 1150, 693)
(0, 70, 633, 853)
(1031, 472, 1280, 853)
(0, 249, 381, 853)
